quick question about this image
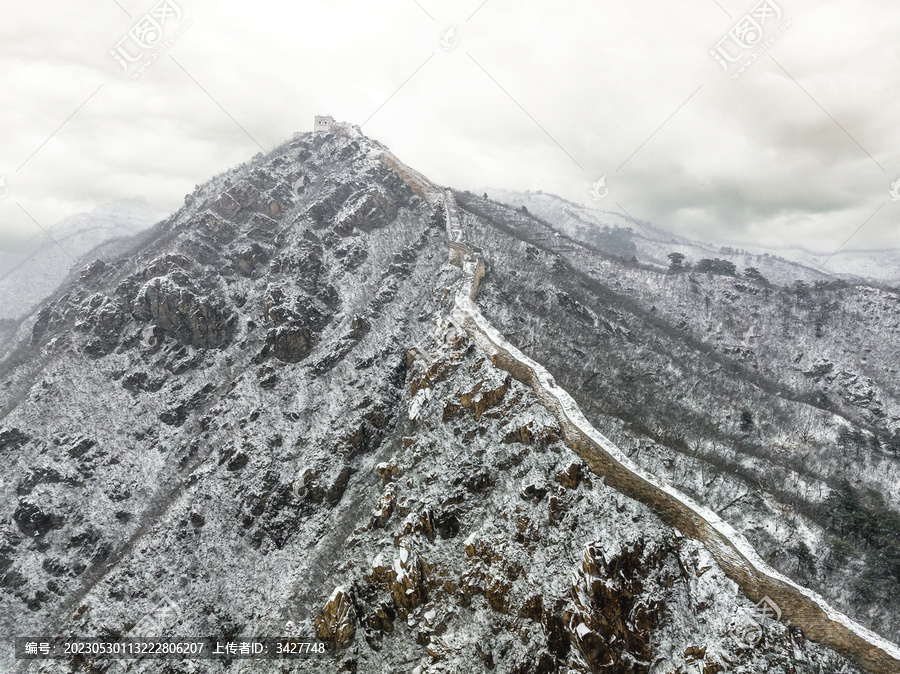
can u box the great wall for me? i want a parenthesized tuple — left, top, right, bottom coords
(378, 149, 900, 673)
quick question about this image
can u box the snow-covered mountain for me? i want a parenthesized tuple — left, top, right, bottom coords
(769, 246, 900, 285)
(0, 198, 168, 321)
(486, 188, 900, 287)
(0, 128, 896, 673)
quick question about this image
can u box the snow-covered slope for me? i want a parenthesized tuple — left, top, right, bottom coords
(772, 247, 900, 285)
(486, 188, 899, 287)
(460, 191, 900, 650)
(0, 198, 167, 321)
(0, 129, 892, 673)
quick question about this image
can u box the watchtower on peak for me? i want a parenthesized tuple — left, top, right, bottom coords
(314, 115, 335, 133)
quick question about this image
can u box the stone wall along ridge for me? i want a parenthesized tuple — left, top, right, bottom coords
(381, 150, 900, 673)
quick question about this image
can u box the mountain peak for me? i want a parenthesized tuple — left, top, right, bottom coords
(0, 130, 898, 673)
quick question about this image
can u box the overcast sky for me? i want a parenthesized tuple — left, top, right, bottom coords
(1, 0, 899, 258)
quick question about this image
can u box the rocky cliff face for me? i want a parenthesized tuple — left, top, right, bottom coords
(457, 193, 900, 642)
(0, 128, 884, 673)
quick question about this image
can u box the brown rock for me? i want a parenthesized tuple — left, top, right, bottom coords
(566, 539, 665, 669)
(417, 509, 436, 542)
(231, 242, 271, 277)
(364, 602, 395, 633)
(372, 484, 396, 528)
(197, 212, 235, 242)
(375, 461, 402, 485)
(391, 552, 426, 609)
(548, 494, 566, 524)
(80, 295, 127, 357)
(459, 567, 484, 605)
(520, 594, 543, 622)
(213, 192, 240, 217)
(228, 180, 260, 208)
(426, 638, 449, 661)
(365, 548, 428, 611)
(457, 375, 509, 421)
(442, 400, 463, 422)
(502, 423, 533, 445)
(315, 587, 356, 649)
(556, 461, 582, 490)
(343, 190, 398, 232)
(484, 574, 511, 613)
(685, 645, 707, 660)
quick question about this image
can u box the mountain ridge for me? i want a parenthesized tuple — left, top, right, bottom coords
(485, 188, 900, 286)
(0, 126, 896, 673)
(389, 151, 900, 672)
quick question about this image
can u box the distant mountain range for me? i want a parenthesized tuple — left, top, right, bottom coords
(0, 198, 168, 321)
(485, 188, 900, 286)
(0, 198, 167, 357)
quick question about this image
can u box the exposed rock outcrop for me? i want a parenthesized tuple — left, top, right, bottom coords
(315, 587, 357, 649)
(132, 274, 235, 348)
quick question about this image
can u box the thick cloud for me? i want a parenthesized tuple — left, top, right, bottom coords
(0, 0, 897, 254)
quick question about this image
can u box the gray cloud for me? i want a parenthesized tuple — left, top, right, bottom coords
(1, 0, 898, 256)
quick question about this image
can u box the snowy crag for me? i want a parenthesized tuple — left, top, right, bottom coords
(0, 126, 898, 673)
(0, 199, 168, 360)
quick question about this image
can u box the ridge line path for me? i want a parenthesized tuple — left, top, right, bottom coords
(378, 151, 900, 674)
